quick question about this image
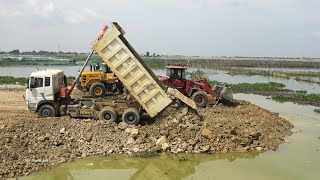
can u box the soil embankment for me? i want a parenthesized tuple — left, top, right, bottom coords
(0, 89, 293, 179)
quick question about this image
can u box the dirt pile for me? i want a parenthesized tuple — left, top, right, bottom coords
(0, 90, 293, 179)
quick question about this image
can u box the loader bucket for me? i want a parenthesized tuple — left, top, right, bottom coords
(166, 88, 198, 110)
(213, 85, 235, 104)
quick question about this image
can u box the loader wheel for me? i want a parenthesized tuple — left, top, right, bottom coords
(191, 91, 208, 108)
(90, 83, 106, 98)
(38, 104, 56, 118)
(122, 108, 140, 125)
(99, 106, 117, 121)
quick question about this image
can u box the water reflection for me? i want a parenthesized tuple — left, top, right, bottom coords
(22, 153, 259, 180)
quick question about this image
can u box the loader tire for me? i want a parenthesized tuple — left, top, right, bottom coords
(99, 106, 117, 121)
(122, 108, 140, 125)
(90, 83, 106, 98)
(191, 91, 208, 108)
(38, 104, 56, 118)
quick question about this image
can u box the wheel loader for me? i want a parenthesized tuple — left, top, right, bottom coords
(158, 66, 234, 107)
(76, 62, 123, 98)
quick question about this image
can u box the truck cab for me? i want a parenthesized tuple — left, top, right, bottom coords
(26, 69, 65, 117)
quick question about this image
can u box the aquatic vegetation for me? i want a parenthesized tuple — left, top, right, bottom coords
(272, 94, 320, 102)
(314, 109, 320, 113)
(231, 82, 291, 92)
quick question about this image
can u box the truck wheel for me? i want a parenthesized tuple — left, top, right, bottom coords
(122, 108, 140, 125)
(99, 106, 117, 121)
(191, 91, 208, 108)
(38, 104, 56, 118)
(90, 83, 106, 98)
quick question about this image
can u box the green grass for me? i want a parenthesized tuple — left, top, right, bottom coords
(272, 94, 320, 102)
(186, 70, 205, 80)
(67, 76, 76, 85)
(314, 109, 320, 113)
(0, 76, 27, 85)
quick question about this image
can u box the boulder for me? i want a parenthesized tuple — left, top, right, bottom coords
(118, 122, 127, 130)
(161, 143, 170, 151)
(156, 136, 167, 146)
(201, 128, 213, 139)
(126, 137, 135, 144)
(59, 127, 66, 134)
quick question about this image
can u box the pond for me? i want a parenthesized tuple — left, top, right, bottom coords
(21, 94, 320, 180)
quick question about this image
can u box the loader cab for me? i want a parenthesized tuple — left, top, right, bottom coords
(101, 63, 112, 74)
(166, 66, 187, 80)
(165, 66, 187, 89)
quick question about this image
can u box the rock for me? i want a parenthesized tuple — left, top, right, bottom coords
(125, 128, 132, 133)
(126, 137, 135, 144)
(132, 148, 140, 153)
(241, 139, 253, 147)
(150, 145, 161, 152)
(161, 143, 169, 151)
(37, 136, 49, 142)
(156, 136, 167, 146)
(130, 128, 139, 136)
(168, 133, 177, 140)
(135, 137, 145, 144)
(200, 145, 210, 152)
(201, 128, 213, 139)
(256, 147, 263, 151)
(172, 118, 179, 123)
(181, 107, 188, 116)
(250, 132, 261, 140)
(59, 127, 66, 134)
(118, 122, 127, 130)
(230, 129, 238, 135)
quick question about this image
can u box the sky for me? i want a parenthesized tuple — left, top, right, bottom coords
(0, 0, 319, 57)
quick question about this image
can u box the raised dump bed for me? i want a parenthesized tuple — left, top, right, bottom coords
(92, 22, 173, 117)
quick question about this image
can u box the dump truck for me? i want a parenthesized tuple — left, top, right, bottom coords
(25, 22, 196, 125)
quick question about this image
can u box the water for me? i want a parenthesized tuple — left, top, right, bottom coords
(1, 65, 320, 93)
(154, 68, 320, 93)
(245, 67, 320, 72)
(21, 94, 320, 180)
(0, 65, 82, 77)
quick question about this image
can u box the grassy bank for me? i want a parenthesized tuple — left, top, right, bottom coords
(0, 76, 27, 85)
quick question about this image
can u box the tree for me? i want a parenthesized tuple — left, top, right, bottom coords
(9, 49, 19, 54)
(146, 51, 150, 57)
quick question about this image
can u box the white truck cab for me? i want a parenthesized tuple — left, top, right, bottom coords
(26, 69, 65, 116)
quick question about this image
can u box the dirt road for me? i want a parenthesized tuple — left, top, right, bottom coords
(0, 89, 293, 179)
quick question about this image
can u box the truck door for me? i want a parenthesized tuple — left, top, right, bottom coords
(28, 77, 45, 109)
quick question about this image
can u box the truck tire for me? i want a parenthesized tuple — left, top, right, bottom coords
(38, 104, 56, 118)
(122, 108, 140, 125)
(99, 106, 117, 121)
(90, 83, 106, 98)
(191, 91, 208, 108)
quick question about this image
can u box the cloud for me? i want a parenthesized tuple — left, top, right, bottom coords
(26, 0, 55, 18)
(311, 32, 320, 39)
(0, 9, 24, 17)
(64, 8, 102, 24)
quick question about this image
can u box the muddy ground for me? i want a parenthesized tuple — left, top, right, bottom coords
(0, 89, 293, 179)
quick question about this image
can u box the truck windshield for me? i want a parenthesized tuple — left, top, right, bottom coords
(30, 77, 43, 88)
